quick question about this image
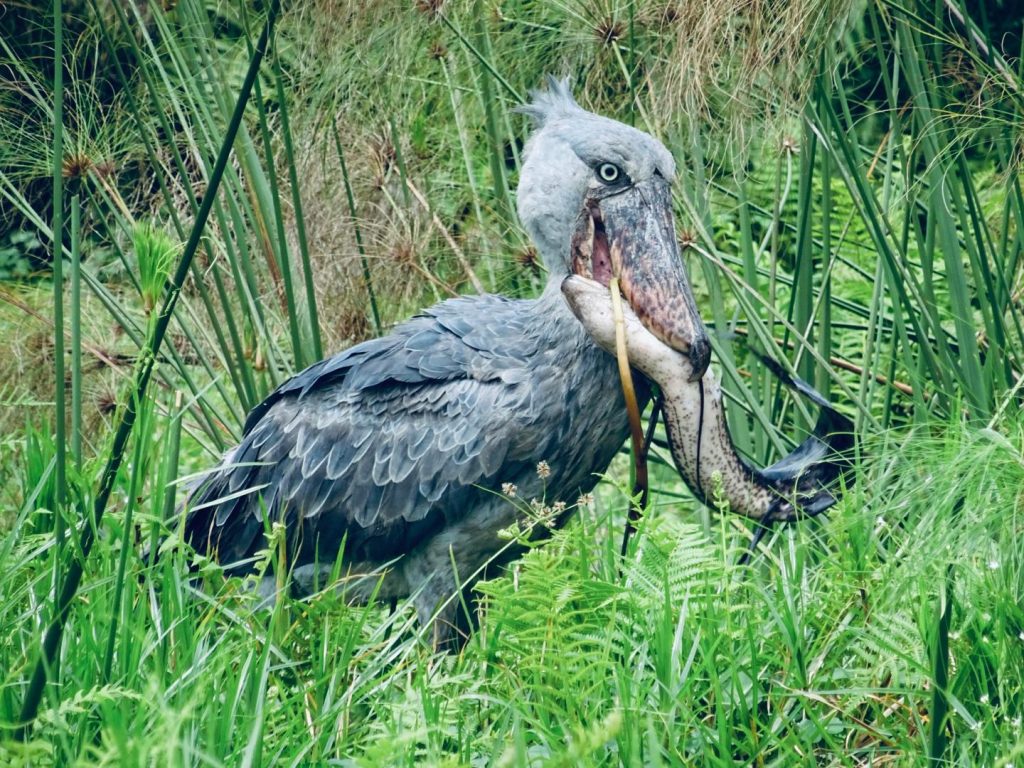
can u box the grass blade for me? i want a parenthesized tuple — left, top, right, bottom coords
(331, 115, 381, 335)
(50, 0, 66, 604)
(14, 0, 281, 735)
(69, 194, 81, 469)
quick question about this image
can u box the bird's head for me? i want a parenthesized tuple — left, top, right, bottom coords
(516, 76, 710, 379)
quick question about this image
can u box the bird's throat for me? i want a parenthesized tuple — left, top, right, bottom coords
(571, 206, 612, 286)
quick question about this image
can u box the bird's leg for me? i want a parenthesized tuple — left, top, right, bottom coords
(416, 590, 471, 653)
(405, 552, 473, 653)
(381, 597, 400, 642)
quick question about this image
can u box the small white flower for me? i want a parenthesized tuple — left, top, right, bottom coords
(552, 501, 566, 514)
(949, 631, 961, 641)
(979, 694, 989, 704)
(576, 493, 594, 508)
(1018, 631, 1024, 642)
(988, 560, 1000, 570)
(502, 483, 517, 498)
(536, 461, 551, 479)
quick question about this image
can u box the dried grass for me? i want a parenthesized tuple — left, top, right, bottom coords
(653, 0, 856, 155)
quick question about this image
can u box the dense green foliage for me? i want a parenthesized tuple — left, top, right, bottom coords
(1, 0, 1023, 764)
(2, 413, 1023, 764)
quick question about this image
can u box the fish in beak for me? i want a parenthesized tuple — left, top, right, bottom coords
(561, 275, 855, 523)
(570, 174, 711, 380)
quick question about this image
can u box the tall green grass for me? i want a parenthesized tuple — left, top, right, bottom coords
(12, 0, 281, 736)
(0, 0, 1022, 763)
(2, 411, 1022, 764)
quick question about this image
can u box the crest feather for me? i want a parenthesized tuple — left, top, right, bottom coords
(514, 75, 581, 127)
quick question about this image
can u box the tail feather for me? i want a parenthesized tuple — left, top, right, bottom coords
(748, 350, 856, 519)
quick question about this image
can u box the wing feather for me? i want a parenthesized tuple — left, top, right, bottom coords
(406, 427, 433, 462)
(183, 292, 575, 568)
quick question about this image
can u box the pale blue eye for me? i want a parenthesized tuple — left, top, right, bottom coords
(597, 163, 620, 183)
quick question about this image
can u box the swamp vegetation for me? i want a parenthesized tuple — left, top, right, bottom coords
(0, 0, 1023, 764)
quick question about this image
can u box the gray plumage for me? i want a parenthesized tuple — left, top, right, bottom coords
(183, 78, 678, 645)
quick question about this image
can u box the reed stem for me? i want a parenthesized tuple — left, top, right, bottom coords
(15, 0, 281, 735)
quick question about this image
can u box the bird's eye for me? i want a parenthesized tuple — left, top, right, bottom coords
(597, 163, 621, 183)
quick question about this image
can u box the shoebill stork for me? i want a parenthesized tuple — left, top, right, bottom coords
(182, 79, 719, 646)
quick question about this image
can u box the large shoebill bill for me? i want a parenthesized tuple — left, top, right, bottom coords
(180, 77, 714, 647)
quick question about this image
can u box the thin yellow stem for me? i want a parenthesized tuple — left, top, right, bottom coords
(609, 277, 648, 552)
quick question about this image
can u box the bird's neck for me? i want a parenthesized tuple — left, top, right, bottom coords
(534, 272, 653, 394)
(530, 276, 614, 364)
(535, 274, 570, 310)
(535, 275, 587, 330)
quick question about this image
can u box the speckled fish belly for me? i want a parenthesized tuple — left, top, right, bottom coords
(561, 275, 853, 522)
